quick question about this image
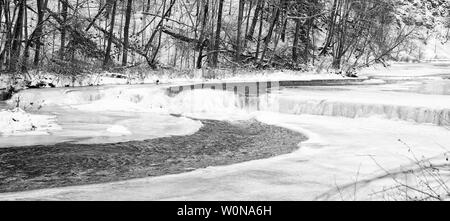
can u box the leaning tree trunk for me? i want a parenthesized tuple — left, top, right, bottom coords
(103, 0, 117, 68)
(260, 5, 279, 63)
(247, 0, 263, 40)
(320, 0, 338, 56)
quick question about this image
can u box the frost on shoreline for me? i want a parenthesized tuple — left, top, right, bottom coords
(0, 108, 61, 136)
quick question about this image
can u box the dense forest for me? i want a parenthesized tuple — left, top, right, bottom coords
(0, 0, 449, 80)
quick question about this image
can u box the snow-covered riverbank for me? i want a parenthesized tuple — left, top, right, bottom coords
(0, 108, 61, 137)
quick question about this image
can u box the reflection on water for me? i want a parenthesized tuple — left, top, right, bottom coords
(167, 81, 281, 112)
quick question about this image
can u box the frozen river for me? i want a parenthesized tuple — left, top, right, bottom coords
(0, 67, 449, 200)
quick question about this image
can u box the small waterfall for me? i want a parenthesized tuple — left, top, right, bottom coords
(8, 83, 450, 127)
(8, 86, 255, 119)
(272, 98, 450, 127)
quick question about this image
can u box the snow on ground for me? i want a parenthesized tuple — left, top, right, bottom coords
(0, 108, 61, 136)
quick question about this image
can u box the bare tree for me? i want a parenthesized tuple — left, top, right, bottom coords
(235, 0, 244, 63)
(103, 0, 117, 68)
(212, 0, 224, 67)
(122, 0, 133, 66)
(33, 0, 46, 66)
(10, 0, 25, 71)
(60, 0, 68, 59)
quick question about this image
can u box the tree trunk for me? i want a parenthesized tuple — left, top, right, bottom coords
(279, 0, 288, 42)
(247, 0, 263, 40)
(10, 0, 25, 71)
(150, 0, 169, 67)
(304, 5, 315, 64)
(196, 0, 208, 69)
(60, 0, 68, 59)
(243, 0, 252, 48)
(0, 0, 9, 69)
(122, 0, 132, 66)
(33, 0, 45, 66)
(255, 0, 264, 60)
(260, 5, 279, 63)
(212, 0, 224, 67)
(21, 1, 29, 72)
(292, 19, 300, 62)
(103, 0, 117, 68)
(320, 0, 338, 56)
(0, 0, 3, 69)
(143, 0, 175, 67)
(235, 0, 245, 63)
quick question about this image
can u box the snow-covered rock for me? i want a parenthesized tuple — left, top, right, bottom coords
(0, 108, 61, 136)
